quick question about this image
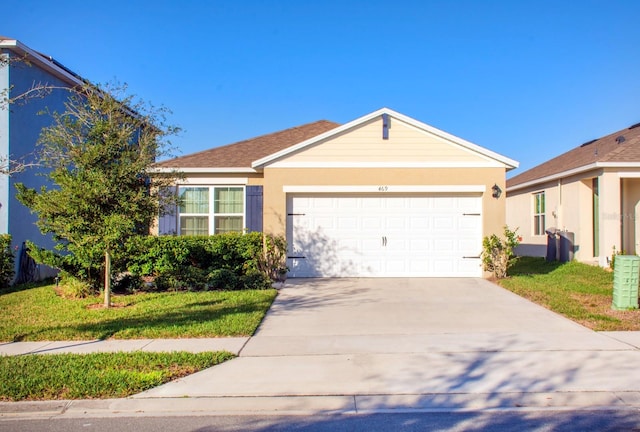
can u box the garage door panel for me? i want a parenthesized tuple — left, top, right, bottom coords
(288, 194, 482, 277)
(433, 217, 454, 230)
(362, 217, 383, 230)
(337, 217, 358, 230)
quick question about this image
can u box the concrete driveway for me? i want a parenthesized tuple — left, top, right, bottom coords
(136, 278, 640, 411)
(243, 278, 610, 356)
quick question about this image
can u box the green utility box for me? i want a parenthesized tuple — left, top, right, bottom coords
(612, 255, 640, 310)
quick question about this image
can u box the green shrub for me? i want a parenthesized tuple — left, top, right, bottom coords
(241, 269, 273, 290)
(0, 234, 14, 288)
(59, 275, 92, 299)
(111, 273, 143, 294)
(482, 226, 520, 279)
(257, 233, 288, 283)
(24, 232, 285, 292)
(207, 268, 239, 290)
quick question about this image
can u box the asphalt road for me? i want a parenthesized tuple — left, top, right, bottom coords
(2, 410, 640, 432)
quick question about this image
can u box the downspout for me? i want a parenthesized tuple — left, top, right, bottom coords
(558, 178, 562, 230)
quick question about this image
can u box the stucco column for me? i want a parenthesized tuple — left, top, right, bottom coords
(598, 171, 621, 266)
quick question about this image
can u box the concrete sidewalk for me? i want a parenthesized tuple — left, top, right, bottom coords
(2, 278, 640, 418)
(0, 337, 249, 356)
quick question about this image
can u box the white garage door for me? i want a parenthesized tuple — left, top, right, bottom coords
(287, 194, 483, 277)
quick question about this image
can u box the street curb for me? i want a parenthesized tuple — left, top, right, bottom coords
(2, 392, 640, 419)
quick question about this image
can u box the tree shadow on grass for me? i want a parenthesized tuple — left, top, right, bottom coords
(509, 256, 564, 277)
(0, 279, 56, 296)
(13, 298, 272, 341)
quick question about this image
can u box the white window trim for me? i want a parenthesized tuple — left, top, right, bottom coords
(178, 185, 246, 235)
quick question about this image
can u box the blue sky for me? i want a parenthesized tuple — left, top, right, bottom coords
(4, 0, 640, 175)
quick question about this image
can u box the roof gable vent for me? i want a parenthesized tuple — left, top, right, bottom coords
(616, 135, 626, 144)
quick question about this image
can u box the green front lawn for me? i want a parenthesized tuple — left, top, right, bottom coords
(0, 284, 277, 341)
(0, 351, 234, 401)
(499, 257, 640, 331)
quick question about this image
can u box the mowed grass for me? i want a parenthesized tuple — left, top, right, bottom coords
(0, 351, 234, 401)
(0, 284, 277, 341)
(499, 257, 640, 331)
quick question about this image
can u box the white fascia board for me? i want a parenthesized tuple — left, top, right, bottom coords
(0, 39, 84, 87)
(506, 163, 599, 193)
(253, 107, 519, 170)
(152, 167, 257, 174)
(269, 161, 504, 168)
(283, 185, 486, 193)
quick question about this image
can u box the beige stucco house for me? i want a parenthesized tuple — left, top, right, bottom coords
(506, 122, 640, 267)
(157, 108, 518, 278)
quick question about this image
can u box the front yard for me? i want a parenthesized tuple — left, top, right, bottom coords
(499, 257, 640, 331)
(0, 284, 277, 341)
(0, 284, 276, 401)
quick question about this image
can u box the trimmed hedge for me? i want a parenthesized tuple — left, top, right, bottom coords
(123, 232, 271, 292)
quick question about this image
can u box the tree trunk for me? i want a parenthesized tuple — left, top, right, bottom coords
(104, 250, 111, 308)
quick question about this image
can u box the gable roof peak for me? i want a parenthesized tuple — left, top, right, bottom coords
(252, 108, 519, 170)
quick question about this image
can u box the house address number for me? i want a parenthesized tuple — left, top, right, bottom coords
(378, 186, 389, 192)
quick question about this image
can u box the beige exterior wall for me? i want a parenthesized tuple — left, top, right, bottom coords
(262, 167, 507, 240)
(506, 180, 557, 257)
(273, 117, 498, 165)
(506, 171, 601, 262)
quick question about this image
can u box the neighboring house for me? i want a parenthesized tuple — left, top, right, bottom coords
(1, 37, 90, 281)
(506, 122, 640, 267)
(156, 108, 519, 278)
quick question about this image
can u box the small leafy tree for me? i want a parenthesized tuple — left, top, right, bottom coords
(482, 226, 520, 279)
(15, 82, 180, 307)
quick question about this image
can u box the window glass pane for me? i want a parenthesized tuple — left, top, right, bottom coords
(533, 192, 545, 235)
(214, 187, 243, 214)
(180, 216, 209, 236)
(179, 187, 209, 214)
(214, 216, 243, 234)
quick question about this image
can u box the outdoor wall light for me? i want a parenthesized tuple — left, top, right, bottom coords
(491, 184, 502, 199)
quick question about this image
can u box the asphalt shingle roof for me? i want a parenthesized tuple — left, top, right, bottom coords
(507, 123, 640, 188)
(157, 120, 340, 169)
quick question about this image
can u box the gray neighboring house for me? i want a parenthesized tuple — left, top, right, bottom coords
(0, 36, 86, 282)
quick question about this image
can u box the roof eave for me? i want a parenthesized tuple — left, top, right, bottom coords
(0, 38, 84, 87)
(152, 167, 258, 174)
(507, 163, 603, 192)
(507, 161, 640, 193)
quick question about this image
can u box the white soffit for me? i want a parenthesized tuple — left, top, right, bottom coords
(253, 108, 519, 170)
